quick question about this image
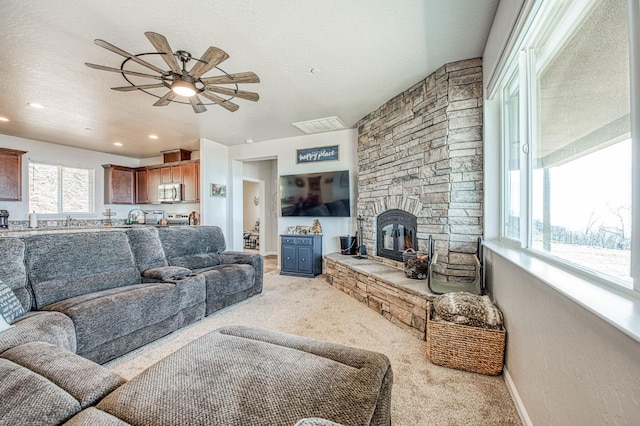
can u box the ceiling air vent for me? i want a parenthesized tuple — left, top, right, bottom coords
(292, 116, 347, 134)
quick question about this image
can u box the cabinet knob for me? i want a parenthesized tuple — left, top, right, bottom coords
(301, 258, 305, 261)
(286, 257, 291, 260)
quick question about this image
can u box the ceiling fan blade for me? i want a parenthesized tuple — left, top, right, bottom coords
(200, 72, 260, 85)
(200, 91, 239, 112)
(111, 83, 166, 92)
(189, 96, 207, 113)
(206, 86, 259, 102)
(85, 63, 164, 80)
(153, 91, 177, 106)
(189, 47, 229, 78)
(94, 39, 166, 74)
(144, 32, 182, 74)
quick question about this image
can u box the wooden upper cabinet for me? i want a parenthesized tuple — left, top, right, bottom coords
(0, 148, 26, 201)
(103, 165, 135, 204)
(147, 167, 161, 204)
(160, 167, 172, 184)
(135, 169, 149, 204)
(106, 159, 199, 205)
(181, 162, 199, 202)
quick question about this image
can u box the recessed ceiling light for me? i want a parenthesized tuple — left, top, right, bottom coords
(28, 102, 44, 109)
(0, 117, 9, 122)
(149, 134, 159, 140)
(310, 68, 320, 74)
(113, 142, 123, 147)
(245, 138, 254, 144)
(85, 127, 92, 131)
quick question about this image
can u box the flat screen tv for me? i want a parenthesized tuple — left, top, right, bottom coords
(280, 170, 351, 217)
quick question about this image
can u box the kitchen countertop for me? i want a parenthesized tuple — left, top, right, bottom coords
(0, 224, 189, 237)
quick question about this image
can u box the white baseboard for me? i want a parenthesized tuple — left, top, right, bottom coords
(503, 366, 533, 426)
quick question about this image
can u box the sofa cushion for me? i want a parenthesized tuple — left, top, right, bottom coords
(0, 358, 81, 425)
(126, 227, 168, 272)
(0, 280, 26, 324)
(171, 253, 222, 270)
(1, 342, 126, 408)
(197, 264, 256, 301)
(64, 407, 131, 425)
(44, 283, 181, 357)
(24, 232, 141, 309)
(158, 226, 226, 269)
(0, 311, 77, 354)
(0, 237, 30, 311)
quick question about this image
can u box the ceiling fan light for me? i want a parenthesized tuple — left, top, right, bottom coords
(171, 79, 197, 97)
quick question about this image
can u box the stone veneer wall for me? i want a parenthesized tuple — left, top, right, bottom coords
(356, 58, 484, 281)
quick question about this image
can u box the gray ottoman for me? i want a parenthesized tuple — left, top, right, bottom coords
(94, 326, 393, 426)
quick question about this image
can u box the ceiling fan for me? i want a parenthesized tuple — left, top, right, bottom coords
(85, 32, 260, 113)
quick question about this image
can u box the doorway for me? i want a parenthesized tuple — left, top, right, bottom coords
(242, 180, 261, 254)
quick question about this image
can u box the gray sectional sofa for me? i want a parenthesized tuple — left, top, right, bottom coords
(0, 226, 393, 425)
(0, 226, 262, 363)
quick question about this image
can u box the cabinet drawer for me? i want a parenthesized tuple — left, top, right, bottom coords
(294, 238, 312, 246)
(282, 237, 297, 245)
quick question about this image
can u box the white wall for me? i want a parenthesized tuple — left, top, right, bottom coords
(483, 2, 640, 424)
(228, 129, 358, 258)
(199, 138, 229, 235)
(0, 133, 140, 221)
(485, 249, 640, 425)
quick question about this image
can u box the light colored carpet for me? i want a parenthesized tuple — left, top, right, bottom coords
(105, 272, 522, 426)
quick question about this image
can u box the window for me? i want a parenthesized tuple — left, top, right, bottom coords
(29, 162, 95, 214)
(502, 70, 521, 241)
(500, 0, 634, 289)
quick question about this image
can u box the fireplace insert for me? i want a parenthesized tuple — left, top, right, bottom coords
(376, 209, 417, 261)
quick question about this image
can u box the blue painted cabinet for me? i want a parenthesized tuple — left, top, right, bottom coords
(280, 235, 323, 277)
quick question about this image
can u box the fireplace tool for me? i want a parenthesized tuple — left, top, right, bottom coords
(355, 215, 366, 258)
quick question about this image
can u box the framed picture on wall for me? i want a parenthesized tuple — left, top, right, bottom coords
(210, 183, 227, 197)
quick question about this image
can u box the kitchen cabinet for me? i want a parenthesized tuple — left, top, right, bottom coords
(104, 159, 199, 205)
(103, 165, 135, 204)
(0, 148, 26, 201)
(135, 169, 149, 204)
(280, 235, 323, 278)
(160, 165, 182, 184)
(181, 161, 199, 202)
(147, 167, 161, 204)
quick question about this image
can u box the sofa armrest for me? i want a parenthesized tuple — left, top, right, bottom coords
(1, 342, 126, 408)
(219, 251, 262, 268)
(163, 274, 206, 312)
(141, 266, 192, 282)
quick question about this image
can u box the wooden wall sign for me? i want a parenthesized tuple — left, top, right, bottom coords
(296, 145, 339, 163)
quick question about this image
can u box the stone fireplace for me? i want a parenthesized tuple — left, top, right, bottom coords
(356, 57, 484, 282)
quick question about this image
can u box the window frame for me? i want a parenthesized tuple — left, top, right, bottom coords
(28, 160, 96, 216)
(497, 0, 638, 293)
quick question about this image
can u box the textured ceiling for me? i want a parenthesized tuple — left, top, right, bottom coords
(0, 0, 499, 158)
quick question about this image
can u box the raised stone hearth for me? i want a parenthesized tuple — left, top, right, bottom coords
(356, 57, 484, 282)
(325, 253, 434, 340)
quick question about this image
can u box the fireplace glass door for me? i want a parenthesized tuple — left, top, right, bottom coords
(377, 209, 417, 261)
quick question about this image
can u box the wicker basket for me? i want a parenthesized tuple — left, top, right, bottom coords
(426, 302, 506, 376)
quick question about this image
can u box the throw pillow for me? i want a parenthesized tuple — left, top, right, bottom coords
(142, 266, 192, 281)
(0, 315, 11, 332)
(0, 279, 26, 324)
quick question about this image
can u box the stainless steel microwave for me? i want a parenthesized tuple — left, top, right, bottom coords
(158, 183, 183, 203)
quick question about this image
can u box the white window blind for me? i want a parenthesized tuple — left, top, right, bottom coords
(29, 161, 95, 214)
